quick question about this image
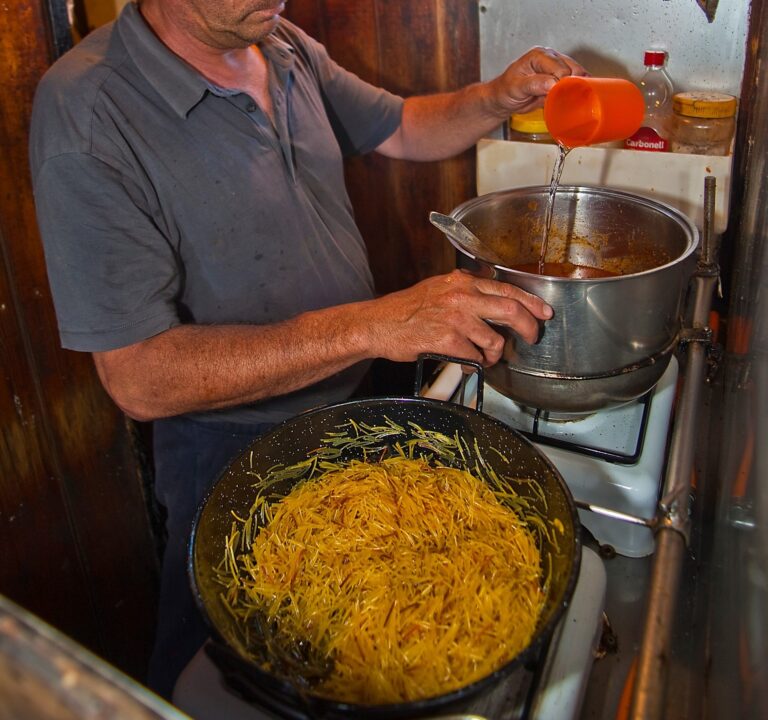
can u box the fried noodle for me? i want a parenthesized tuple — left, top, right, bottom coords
(233, 455, 545, 704)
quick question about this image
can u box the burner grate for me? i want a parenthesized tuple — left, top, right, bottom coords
(518, 389, 653, 464)
(422, 356, 679, 557)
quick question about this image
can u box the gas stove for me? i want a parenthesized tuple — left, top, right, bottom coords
(172, 356, 678, 720)
(173, 360, 640, 720)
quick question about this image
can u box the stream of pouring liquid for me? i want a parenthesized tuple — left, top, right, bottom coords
(538, 144, 571, 274)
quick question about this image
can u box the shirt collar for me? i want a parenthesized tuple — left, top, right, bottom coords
(117, 2, 296, 118)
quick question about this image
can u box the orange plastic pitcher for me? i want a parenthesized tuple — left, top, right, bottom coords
(543, 76, 645, 148)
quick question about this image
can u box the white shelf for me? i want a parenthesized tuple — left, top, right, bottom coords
(476, 138, 733, 235)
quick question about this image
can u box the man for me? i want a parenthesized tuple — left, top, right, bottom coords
(29, 0, 585, 700)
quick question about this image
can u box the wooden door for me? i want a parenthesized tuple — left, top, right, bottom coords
(0, 0, 159, 680)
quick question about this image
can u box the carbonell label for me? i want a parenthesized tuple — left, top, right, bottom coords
(624, 125, 669, 152)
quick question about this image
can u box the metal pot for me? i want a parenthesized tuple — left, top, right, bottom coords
(189, 364, 580, 719)
(448, 185, 699, 414)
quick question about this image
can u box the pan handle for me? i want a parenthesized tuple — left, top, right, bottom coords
(574, 499, 656, 529)
(415, 354, 485, 412)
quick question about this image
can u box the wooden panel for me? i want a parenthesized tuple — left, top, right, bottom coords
(0, 0, 158, 679)
(284, 0, 480, 294)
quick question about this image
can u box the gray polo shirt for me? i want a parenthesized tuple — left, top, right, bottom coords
(29, 3, 404, 424)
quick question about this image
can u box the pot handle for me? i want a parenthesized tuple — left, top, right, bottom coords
(415, 354, 485, 412)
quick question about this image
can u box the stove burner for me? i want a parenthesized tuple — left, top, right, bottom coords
(516, 404, 600, 423)
(514, 390, 653, 465)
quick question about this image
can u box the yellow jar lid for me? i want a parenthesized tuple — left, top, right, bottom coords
(673, 92, 737, 118)
(510, 108, 549, 134)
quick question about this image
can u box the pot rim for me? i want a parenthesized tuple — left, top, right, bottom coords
(448, 184, 700, 279)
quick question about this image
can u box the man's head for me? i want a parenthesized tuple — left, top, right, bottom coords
(140, 0, 286, 50)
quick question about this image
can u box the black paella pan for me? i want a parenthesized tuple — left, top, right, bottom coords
(189, 357, 582, 719)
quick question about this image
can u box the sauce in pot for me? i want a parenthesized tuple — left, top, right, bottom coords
(511, 262, 619, 279)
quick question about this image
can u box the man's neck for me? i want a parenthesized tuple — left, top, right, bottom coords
(138, 1, 254, 80)
(139, 0, 271, 104)
(138, 0, 275, 121)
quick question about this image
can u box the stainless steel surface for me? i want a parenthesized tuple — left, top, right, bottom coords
(449, 185, 699, 413)
(629, 343, 709, 720)
(580, 548, 654, 719)
(702, 4, 768, 717)
(0, 594, 187, 720)
(629, 178, 720, 720)
(630, 532, 687, 720)
(429, 211, 505, 266)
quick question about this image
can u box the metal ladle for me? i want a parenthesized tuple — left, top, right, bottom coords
(428, 211, 507, 266)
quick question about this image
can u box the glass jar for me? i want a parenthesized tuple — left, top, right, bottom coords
(508, 108, 554, 144)
(669, 92, 737, 156)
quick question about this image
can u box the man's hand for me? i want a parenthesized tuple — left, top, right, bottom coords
(362, 269, 552, 367)
(92, 270, 551, 421)
(492, 46, 589, 117)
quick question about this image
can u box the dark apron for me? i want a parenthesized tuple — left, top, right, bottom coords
(147, 415, 273, 700)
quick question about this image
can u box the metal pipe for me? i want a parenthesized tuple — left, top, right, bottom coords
(629, 528, 687, 719)
(630, 281, 716, 719)
(574, 500, 655, 529)
(700, 176, 717, 266)
(629, 177, 719, 720)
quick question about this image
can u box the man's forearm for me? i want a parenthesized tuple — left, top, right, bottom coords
(92, 306, 370, 422)
(378, 83, 506, 162)
(375, 46, 587, 162)
(92, 270, 553, 422)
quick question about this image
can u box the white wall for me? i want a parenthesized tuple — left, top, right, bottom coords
(479, 0, 749, 96)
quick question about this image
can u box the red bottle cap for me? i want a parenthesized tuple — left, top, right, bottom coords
(644, 50, 667, 66)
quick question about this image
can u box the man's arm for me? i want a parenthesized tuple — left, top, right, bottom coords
(376, 46, 587, 161)
(93, 270, 551, 421)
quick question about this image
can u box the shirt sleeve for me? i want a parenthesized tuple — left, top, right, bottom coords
(283, 23, 405, 157)
(32, 152, 181, 352)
